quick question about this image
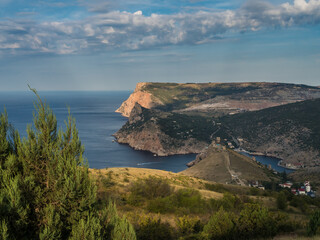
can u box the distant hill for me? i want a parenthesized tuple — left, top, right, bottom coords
(115, 82, 320, 168)
(218, 98, 320, 167)
(116, 82, 320, 117)
(182, 144, 277, 184)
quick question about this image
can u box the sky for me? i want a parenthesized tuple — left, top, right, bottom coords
(0, 0, 319, 91)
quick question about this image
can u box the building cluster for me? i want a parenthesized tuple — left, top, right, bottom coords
(279, 161, 305, 169)
(279, 181, 316, 197)
(249, 181, 265, 190)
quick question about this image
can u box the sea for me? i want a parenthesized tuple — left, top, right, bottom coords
(0, 91, 291, 173)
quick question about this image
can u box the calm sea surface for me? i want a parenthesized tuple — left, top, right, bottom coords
(239, 152, 294, 173)
(0, 91, 196, 172)
(0, 91, 290, 173)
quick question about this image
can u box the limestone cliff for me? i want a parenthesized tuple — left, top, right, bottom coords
(114, 103, 209, 156)
(116, 82, 163, 117)
(116, 82, 320, 117)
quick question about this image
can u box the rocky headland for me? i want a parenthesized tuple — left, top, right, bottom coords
(114, 82, 320, 168)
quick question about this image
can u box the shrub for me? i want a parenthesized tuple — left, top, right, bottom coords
(147, 188, 207, 214)
(172, 189, 206, 214)
(176, 215, 203, 236)
(272, 212, 301, 234)
(209, 193, 242, 211)
(204, 183, 228, 193)
(307, 210, 320, 236)
(277, 191, 288, 210)
(135, 215, 174, 240)
(202, 208, 237, 240)
(236, 203, 277, 239)
(129, 176, 173, 200)
(147, 196, 175, 214)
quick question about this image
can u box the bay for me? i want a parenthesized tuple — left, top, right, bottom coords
(239, 152, 294, 173)
(0, 91, 195, 172)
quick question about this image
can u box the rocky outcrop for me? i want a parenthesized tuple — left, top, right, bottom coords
(114, 104, 209, 156)
(116, 82, 320, 117)
(116, 82, 163, 117)
(114, 82, 320, 168)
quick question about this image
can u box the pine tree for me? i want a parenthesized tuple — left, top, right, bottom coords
(0, 88, 136, 239)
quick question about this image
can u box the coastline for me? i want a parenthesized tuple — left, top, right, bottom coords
(234, 148, 296, 173)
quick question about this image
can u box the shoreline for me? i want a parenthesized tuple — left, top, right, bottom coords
(235, 148, 296, 172)
(234, 148, 282, 160)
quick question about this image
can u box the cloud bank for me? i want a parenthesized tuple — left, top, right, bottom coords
(1, 0, 320, 55)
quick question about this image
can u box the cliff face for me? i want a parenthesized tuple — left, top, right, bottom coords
(116, 82, 163, 117)
(116, 82, 320, 117)
(114, 104, 209, 156)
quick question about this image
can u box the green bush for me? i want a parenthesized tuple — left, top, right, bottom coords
(129, 176, 173, 200)
(135, 215, 174, 240)
(147, 189, 207, 214)
(147, 196, 175, 214)
(308, 210, 320, 236)
(209, 193, 242, 211)
(236, 203, 277, 239)
(202, 208, 236, 240)
(277, 191, 288, 210)
(176, 215, 203, 236)
(204, 183, 228, 193)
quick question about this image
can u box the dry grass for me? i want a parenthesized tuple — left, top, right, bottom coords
(89, 167, 223, 200)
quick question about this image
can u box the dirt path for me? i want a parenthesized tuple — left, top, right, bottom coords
(225, 153, 246, 186)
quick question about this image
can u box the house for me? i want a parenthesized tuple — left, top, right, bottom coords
(304, 181, 311, 193)
(279, 182, 293, 189)
(291, 188, 298, 195)
(298, 188, 306, 195)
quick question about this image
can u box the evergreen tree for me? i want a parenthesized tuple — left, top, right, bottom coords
(0, 88, 136, 239)
(202, 207, 236, 240)
(277, 191, 288, 210)
(308, 210, 320, 236)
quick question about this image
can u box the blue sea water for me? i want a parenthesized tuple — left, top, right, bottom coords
(240, 152, 294, 173)
(0, 91, 196, 172)
(0, 91, 291, 173)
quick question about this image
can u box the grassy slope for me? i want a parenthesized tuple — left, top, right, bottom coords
(141, 82, 262, 110)
(182, 145, 277, 184)
(140, 82, 320, 111)
(88, 167, 316, 238)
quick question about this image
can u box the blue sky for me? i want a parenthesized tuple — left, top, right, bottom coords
(0, 0, 319, 90)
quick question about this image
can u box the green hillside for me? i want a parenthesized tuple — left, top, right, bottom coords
(139, 82, 320, 112)
(219, 98, 320, 163)
(182, 145, 277, 184)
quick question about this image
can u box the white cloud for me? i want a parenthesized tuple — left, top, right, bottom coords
(1, 0, 320, 55)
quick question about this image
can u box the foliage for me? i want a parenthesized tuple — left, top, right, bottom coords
(0, 89, 136, 239)
(307, 210, 320, 236)
(135, 215, 174, 240)
(202, 208, 236, 240)
(147, 188, 207, 214)
(176, 215, 202, 236)
(204, 183, 229, 193)
(277, 191, 288, 210)
(236, 203, 277, 239)
(221, 98, 320, 153)
(129, 176, 173, 200)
